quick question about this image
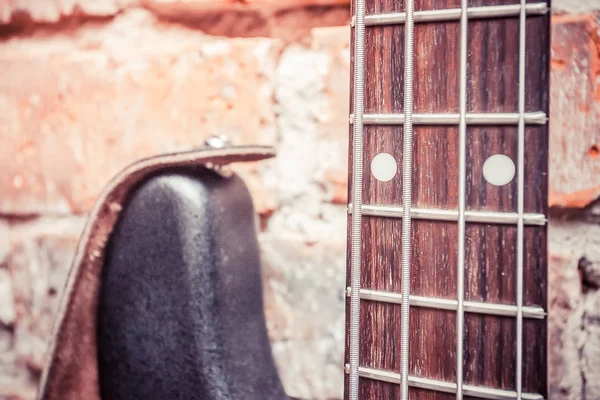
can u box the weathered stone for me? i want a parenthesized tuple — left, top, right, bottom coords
(7, 217, 86, 373)
(273, 27, 349, 214)
(580, 256, 600, 289)
(582, 304, 600, 399)
(548, 220, 586, 399)
(548, 219, 600, 399)
(272, 339, 344, 400)
(0, 335, 37, 400)
(0, 9, 281, 215)
(312, 27, 350, 205)
(0, 269, 15, 327)
(0, 220, 16, 329)
(257, 29, 349, 398)
(549, 13, 600, 208)
(261, 233, 346, 399)
(0, 218, 82, 400)
(553, 0, 600, 13)
(0, 319, 35, 399)
(580, 224, 600, 398)
(0, 221, 9, 264)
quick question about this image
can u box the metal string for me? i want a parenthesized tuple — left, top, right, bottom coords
(456, 0, 469, 397)
(400, 0, 415, 399)
(516, 0, 528, 398)
(348, 0, 366, 397)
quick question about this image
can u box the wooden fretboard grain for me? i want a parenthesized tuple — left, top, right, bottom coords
(344, 0, 549, 398)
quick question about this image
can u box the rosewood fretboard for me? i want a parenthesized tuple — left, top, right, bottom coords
(344, 1, 550, 399)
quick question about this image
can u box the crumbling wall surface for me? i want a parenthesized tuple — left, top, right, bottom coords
(0, 2, 350, 399)
(550, 1, 600, 398)
(0, 1, 598, 399)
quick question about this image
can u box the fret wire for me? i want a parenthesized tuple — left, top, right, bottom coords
(347, 0, 366, 398)
(352, 111, 548, 125)
(352, 3, 548, 27)
(347, 204, 547, 226)
(456, 0, 468, 397)
(347, 288, 546, 319)
(516, 0, 528, 398)
(343, 365, 545, 400)
(400, 1, 416, 399)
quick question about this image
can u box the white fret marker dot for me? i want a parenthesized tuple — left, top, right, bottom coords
(483, 154, 516, 186)
(371, 153, 397, 182)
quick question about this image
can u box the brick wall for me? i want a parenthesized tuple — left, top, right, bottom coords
(0, 1, 598, 399)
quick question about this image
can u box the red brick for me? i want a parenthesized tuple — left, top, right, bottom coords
(0, 10, 281, 215)
(550, 13, 600, 208)
(0, 0, 138, 25)
(146, 0, 350, 10)
(143, 0, 350, 40)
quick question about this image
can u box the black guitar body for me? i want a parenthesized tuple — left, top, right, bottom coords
(97, 168, 288, 400)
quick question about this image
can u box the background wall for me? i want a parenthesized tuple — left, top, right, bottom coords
(0, 0, 598, 399)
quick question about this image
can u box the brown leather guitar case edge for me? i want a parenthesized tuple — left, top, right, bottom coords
(37, 144, 289, 400)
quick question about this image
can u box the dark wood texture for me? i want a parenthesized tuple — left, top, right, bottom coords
(345, 0, 549, 398)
